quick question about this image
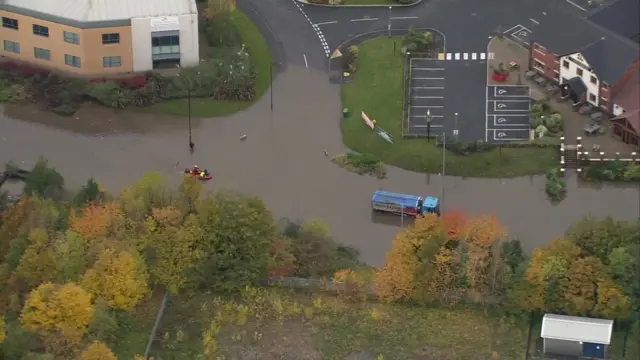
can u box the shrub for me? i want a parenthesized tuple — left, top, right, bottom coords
(545, 168, 566, 201)
(307, 0, 330, 3)
(584, 160, 640, 182)
(86, 81, 131, 108)
(328, 0, 344, 4)
(396, 0, 418, 3)
(331, 152, 387, 179)
(403, 26, 434, 53)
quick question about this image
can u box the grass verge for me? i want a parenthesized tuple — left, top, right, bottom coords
(344, 0, 403, 5)
(136, 287, 528, 360)
(340, 37, 559, 177)
(147, 10, 273, 118)
(331, 152, 387, 179)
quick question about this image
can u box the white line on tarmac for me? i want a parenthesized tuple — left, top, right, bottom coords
(566, 0, 587, 11)
(530, 18, 539, 25)
(303, 54, 308, 68)
(391, 16, 418, 20)
(413, 77, 445, 80)
(502, 24, 522, 34)
(350, 18, 378, 22)
(314, 21, 337, 26)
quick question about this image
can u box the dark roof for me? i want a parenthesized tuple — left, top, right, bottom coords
(614, 73, 640, 111)
(587, 0, 640, 39)
(564, 77, 587, 95)
(531, 10, 639, 85)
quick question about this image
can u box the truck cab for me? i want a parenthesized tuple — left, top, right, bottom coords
(420, 196, 440, 216)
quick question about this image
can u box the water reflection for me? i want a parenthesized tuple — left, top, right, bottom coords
(1, 66, 638, 267)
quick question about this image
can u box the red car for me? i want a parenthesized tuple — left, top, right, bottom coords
(184, 167, 212, 181)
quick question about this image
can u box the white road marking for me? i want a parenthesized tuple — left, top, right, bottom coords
(391, 16, 418, 20)
(566, 0, 587, 11)
(530, 18, 539, 25)
(472, 53, 477, 60)
(413, 77, 445, 80)
(411, 105, 444, 108)
(454, 53, 460, 60)
(350, 18, 378, 22)
(303, 54, 308, 68)
(411, 87, 445, 90)
(314, 21, 338, 26)
(463, 53, 469, 60)
(412, 68, 445, 70)
(412, 125, 444, 128)
(411, 115, 444, 118)
(446, 53, 452, 60)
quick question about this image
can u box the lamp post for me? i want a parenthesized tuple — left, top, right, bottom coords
(176, 71, 199, 152)
(454, 112, 459, 140)
(388, 6, 392, 37)
(441, 131, 446, 213)
(426, 108, 432, 142)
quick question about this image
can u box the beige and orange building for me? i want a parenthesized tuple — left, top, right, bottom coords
(0, 0, 200, 76)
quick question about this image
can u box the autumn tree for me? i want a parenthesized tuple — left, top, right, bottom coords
(333, 269, 367, 302)
(119, 172, 171, 223)
(177, 174, 202, 216)
(442, 209, 467, 241)
(69, 202, 122, 246)
(82, 248, 149, 311)
(0, 198, 33, 256)
(80, 340, 117, 360)
(15, 229, 56, 288)
(74, 177, 103, 205)
(21, 282, 94, 347)
(462, 215, 508, 298)
(0, 316, 5, 344)
(373, 214, 446, 302)
(145, 206, 202, 294)
(566, 216, 635, 263)
(192, 191, 278, 292)
(561, 256, 605, 315)
(203, 0, 236, 19)
(268, 237, 297, 277)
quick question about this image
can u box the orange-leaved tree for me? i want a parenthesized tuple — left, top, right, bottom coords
(333, 268, 367, 302)
(80, 340, 118, 360)
(69, 202, 122, 246)
(593, 278, 630, 319)
(442, 209, 467, 241)
(463, 215, 507, 298)
(20, 282, 94, 347)
(0, 198, 33, 255)
(561, 256, 605, 315)
(82, 248, 149, 311)
(373, 214, 446, 302)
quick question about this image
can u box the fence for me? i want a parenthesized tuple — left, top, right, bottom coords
(570, 136, 640, 171)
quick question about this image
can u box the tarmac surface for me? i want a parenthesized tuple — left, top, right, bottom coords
(1, 0, 636, 267)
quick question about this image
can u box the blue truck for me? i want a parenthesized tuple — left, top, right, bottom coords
(371, 190, 440, 217)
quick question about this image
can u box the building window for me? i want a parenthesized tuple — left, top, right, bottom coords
(3, 40, 20, 53)
(2, 17, 18, 30)
(533, 60, 545, 71)
(577, 68, 584, 76)
(553, 70, 560, 80)
(34, 47, 50, 60)
(102, 33, 120, 44)
(590, 76, 597, 85)
(103, 56, 122, 68)
(588, 93, 596, 102)
(600, 99, 608, 108)
(64, 31, 80, 45)
(33, 24, 49, 37)
(64, 54, 81, 68)
(562, 60, 569, 69)
(152, 35, 180, 55)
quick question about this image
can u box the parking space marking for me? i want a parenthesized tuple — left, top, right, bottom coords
(492, 100, 530, 112)
(491, 115, 530, 127)
(412, 96, 444, 99)
(412, 68, 445, 71)
(412, 87, 445, 90)
(411, 105, 444, 108)
(504, 25, 532, 47)
(413, 77, 445, 80)
(489, 129, 531, 141)
(493, 85, 530, 98)
(412, 125, 444, 128)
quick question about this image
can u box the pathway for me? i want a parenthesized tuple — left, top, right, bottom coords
(0, 0, 637, 266)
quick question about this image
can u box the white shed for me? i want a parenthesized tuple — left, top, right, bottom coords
(541, 314, 613, 359)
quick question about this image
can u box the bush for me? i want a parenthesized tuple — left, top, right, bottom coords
(403, 26, 434, 53)
(307, 0, 330, 3)
(344, 45, 360, 73)
(331, 152, 387, 179)
(86, 81, 131, 108)
(397, 0, 419, 3)
(584, 160, 640, 182)
(545, 168, 566, 201)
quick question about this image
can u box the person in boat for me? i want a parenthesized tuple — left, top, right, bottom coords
(192, 165, 201, 174)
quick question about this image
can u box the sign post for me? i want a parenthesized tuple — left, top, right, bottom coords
(426, 109, 432, 142)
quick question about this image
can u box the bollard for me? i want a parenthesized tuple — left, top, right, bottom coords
(600, 152, 605, 162)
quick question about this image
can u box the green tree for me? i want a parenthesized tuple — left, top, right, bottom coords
(192, 191, 278, 292)
(290, 218, 337, 278)
(177, 174, 202, 216)
(53, 231, 87, 283)
(118, 172, 171, 222)
(566, 216, 634, 263)
(87, 299, 119, 345)
(23, 158, 64, 200)
(74, 177, 102, 205)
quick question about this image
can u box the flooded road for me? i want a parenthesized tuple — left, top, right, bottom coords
(1, 66, 638, 266)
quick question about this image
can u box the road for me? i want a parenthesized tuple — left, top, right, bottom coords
(1, 0, 636, 266)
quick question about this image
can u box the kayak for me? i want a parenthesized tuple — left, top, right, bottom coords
(184, 168, 212, 181)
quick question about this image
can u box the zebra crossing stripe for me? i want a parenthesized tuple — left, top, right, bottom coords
(446, 53, 452, 60)
(472, 53, 477, 60)
(438, 53, 445, 60)
(480, 53, 486, 60)
(435, 52, 494, 60)
(463, 53, 469, 60)
(454, 53, 460, 60)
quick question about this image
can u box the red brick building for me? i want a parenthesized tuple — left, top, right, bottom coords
(527, 0, 639, 148)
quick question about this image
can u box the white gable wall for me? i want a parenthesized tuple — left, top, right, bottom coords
(558, 52, 600, 106)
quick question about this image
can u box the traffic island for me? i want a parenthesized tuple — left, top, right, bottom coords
(331, 152, 387, 179)
(340, 36, 560, 177)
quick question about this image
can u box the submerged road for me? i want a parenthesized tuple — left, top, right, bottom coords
(1, 0, 637, 266)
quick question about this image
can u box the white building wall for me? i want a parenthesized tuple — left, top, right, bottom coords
(130, 14, 199, 72)
(613, 104, 625, 116)
(558, 53, 600, 106)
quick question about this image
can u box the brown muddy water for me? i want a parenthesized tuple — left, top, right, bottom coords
(1, 66, 638, 266)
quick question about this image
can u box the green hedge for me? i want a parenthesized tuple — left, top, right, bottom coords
(584, 161, 640, 182)
(545, 168, 567, 201)
(331, 152, 387, 179)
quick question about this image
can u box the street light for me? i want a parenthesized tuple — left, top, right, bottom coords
(426, 108, 432, 142)
(388, 6, 392, 37)
(454, 112, 459, 140)
(176, 71, 199, 152)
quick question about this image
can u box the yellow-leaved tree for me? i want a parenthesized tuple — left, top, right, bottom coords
(20, 282, 94, 345)
(0, 316, 5, 344)
(373, 214, 446, 302)
(80, 340, 118, 360)
(15, 229, 57, 288)
(82, 248, 149, 311)
(463, 215, 507, 298)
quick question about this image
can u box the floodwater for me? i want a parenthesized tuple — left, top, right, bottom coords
(1, 66, 638, 266)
